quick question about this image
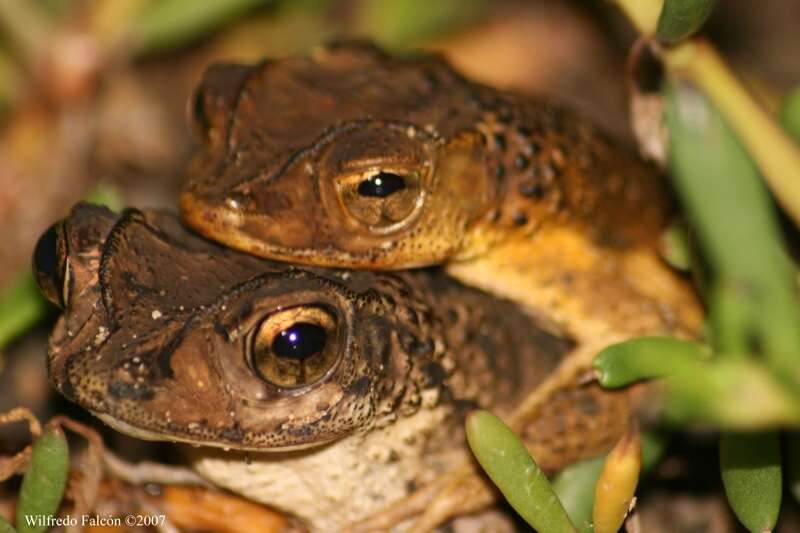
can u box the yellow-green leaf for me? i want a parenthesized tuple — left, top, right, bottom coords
(466, 410, 576, 533)
(720, 432, 781, 533)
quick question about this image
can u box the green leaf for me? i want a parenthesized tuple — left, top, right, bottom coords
(593, 336, 710, 388)
(358, 0, 485, 49)
(664, 358, 800, 427)
(720, 432, 782, 533)
(551, 456, 604, 532)
(17, 427, 69, 533)
(0, 273, 50, 350)
(781, 87, 800, 143)
(656, 0, 716, 44)
(131, 0, 272, 55)
(84, 185, 124, 212)
(665, 84, 800, 387)
(466, 410, 576, 533)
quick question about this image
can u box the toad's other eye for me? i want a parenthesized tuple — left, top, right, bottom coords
(32, 223, 69, 309)
(357, 172, 407, 198)
(249, 307, 340, 388)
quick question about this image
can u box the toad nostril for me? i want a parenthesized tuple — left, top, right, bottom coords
(32, 223, 65, 308)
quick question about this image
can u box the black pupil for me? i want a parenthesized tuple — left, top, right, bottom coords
(357, 172, 406, 198)
(271, 322, 327, 361)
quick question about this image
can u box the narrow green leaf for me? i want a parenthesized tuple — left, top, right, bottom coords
(0, 273, 50, 350)
(781, 87, 800, 143)
(131, 0, 271, 55)
(466, 410, 576, 533)
(720, 432, 781, 533)
(17, 427, 69, 533)
(593, 336, 710, 388)
(656, 0, 716, 44)
(664, 358, 800, 427)
(665, 84, 800, 387)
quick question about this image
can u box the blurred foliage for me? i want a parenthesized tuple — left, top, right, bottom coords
(357, 0, 485, 50)
(783, 87, 800, 141)
(131, 0, 274, 55)
(656, 0, 716, 44)
(0, 274, 51, 351)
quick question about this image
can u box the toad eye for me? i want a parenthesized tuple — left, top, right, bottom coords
(249, 307, 340, 388)
(357, 172, 407, 198)
(336, 170, 423, 230)
(32, 223, 70, 309)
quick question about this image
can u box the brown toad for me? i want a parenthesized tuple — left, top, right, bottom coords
(179, 42, 703, 349)
(34, 204, 636, 530)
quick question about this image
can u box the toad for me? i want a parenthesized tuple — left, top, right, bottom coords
(34, 204, 636, 531)
(179, 42, 703, 351)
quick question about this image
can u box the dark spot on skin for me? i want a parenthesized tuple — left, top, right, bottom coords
(488, 209, 501, 222)
(516, 126, 533, 137)
(512, 212, 528, 226)
(219, 423, 245, 442)
(398, 329, 429, 357)
(212, 320, 228, 339)
(493, 134, 506, 151)
(447, 309, 459, 324)
(421, 69, 439, 91)
(519, 181, 545, 199)
(576, 392, 600, 416)
(156, 327, 190, 380)
(422, 362, 447, 387)
(108, 381, 154, 401)
(403, 306, 419, 325)
(528, 141, 542, 156)
(514, 154, 529, 169)
(349, 376, 372, 397)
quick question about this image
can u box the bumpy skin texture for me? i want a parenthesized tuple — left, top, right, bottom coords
(179, 41, 703, 341)
(41, 204, 633, 529)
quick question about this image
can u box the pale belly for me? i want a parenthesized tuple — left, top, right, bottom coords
(188, 405, 462, 531)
